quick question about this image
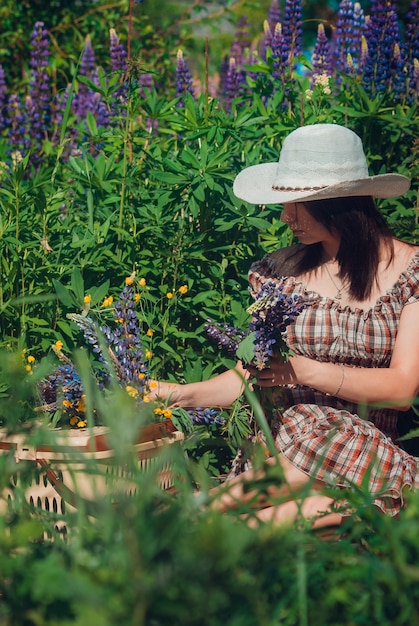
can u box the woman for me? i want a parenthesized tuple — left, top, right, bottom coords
(154, 124, 419, 529)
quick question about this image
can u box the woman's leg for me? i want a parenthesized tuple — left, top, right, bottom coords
(247, 494, 342, 529)
(211, 452, 340, 526)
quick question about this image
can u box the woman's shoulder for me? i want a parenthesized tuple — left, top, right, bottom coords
(249, 244, 305, 280)
(390, 240, 419, 304)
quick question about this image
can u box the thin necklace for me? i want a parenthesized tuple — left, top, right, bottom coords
(324, 262, 344, 300)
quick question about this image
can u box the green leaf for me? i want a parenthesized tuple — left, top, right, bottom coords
(70, 268, 85, 302)
(52, 279, 76, 307)
(235, 332, 256, 364)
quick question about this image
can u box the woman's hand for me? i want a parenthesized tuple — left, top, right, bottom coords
(246, 355, 300, 388)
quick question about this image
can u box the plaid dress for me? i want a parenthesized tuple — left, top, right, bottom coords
(248, 249, 419, 516)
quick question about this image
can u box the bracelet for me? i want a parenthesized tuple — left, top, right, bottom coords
(333, 363, 345, 396)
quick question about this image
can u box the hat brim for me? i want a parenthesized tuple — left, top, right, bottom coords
(233, 163, 411, 205)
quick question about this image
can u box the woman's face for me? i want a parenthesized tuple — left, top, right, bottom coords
(281, 202, 337, 246)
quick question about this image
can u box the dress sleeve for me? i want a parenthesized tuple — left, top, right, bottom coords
(248, 255, 275, 298)
(248, 247, 299, 298)
(402, 257, 419, 305)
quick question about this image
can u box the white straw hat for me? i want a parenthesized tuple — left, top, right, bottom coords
(233, 124, 410, 205)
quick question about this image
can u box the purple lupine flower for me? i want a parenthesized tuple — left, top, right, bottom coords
(5, 94, 29, 157)
(28, 21, 51, 145)
(270, 22, 292, 93)
(109, 28, 128, 73)
(187, 407, 226, 426)
(403, 1, 419, 100)
(282, 0, 303, 68)
(230, 15, 251, 67)
(312, 23, 333, 80)
(175, 49, 195, 106)
(0, 65, 7, 132)
(109, 28, 129, 109)
(260, 19, 273, 61)
(247, 281, 310, 370)
(268, 0, 281, 32)
(109, 281, 148, 389)
(68, 282, 148, 395)
(139, 71, 154, 96)
(73, 35, 97, 119)
(205, 319, 247, 357)
(223, 57, 247, 111)
(39, 363, 86, 425)
(332, 0, 365, 74)
(362, 0, 403, 96)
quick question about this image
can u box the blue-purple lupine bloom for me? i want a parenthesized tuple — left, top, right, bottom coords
(110, 28, 128, 73)
(108, 282, 148, 390)
(175, 49, 195, 106)
(271, 23, 290, 81)
(403, 1, 419, 99)
(230, 15, 251, 67)
(333, 0, 365, 74)
(187, 407, 226, 426)
(260, 20, 273, 62)
(28, 21, 51, 147)
(282, 0, 303, 67)
(362, 0, 403, 96)
(205, 319, 247, 357)
(73, 35, 97, 119)
(6, 95, 29, 156)
(247, 281, 309, 370)
(109, 28, 128, 107)
(39, 363, 85, 422)
(0, 64, 6, 132)
(268, 0, 281, 32)
(67, 282, 148, 397)
(312, 24, 333, 80)
(223, 57, 247, 111)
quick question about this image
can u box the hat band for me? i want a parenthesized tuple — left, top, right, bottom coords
(272, 184, 328, 192)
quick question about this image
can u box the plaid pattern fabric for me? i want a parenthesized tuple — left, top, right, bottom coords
(248, 249, 419, 516)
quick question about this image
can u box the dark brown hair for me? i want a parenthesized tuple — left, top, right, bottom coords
(283, 196, 394, 300)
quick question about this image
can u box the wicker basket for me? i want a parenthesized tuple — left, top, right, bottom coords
(0, 422, 184, 534)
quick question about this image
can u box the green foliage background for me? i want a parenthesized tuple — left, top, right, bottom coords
(0, 3, 419, 624)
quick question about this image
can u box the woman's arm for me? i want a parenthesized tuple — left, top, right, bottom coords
(252, 301, 419, 410)
(151, 362, 249, 408)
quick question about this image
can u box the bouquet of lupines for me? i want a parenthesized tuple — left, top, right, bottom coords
(206, 281, 310, 371)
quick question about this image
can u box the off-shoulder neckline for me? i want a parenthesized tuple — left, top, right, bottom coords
(257, 248, 419, 315)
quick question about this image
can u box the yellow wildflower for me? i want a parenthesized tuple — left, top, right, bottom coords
(138, 277, 147, 287)
(126, 385, 139, 398)
(70, 416, 79, 426)
(84, 294, 92, 304)
(25, 364, 32, 373)
(63, 399, 72, 408)
(125, 276, 134, 286)
(163, 409, 172, 419)
(147, 328, 154, 337)
(115, 317, 124, 323)
(103, 296, 114, 307)
(77, 420, 87, 428)
(54, 340, 64, 351)
(149, 380, 158, 389)
(143, 394, 150, 403)
(27, 355, 35, 364)
(138, 372, 146, 380)
(154, 407, 163, 415)
(76, 396, 86, 412)
(166, 292, 174, 300)
(134, 293, 140, 302)
(145, 350, 152, 359)
(178, 285, 188, 295)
